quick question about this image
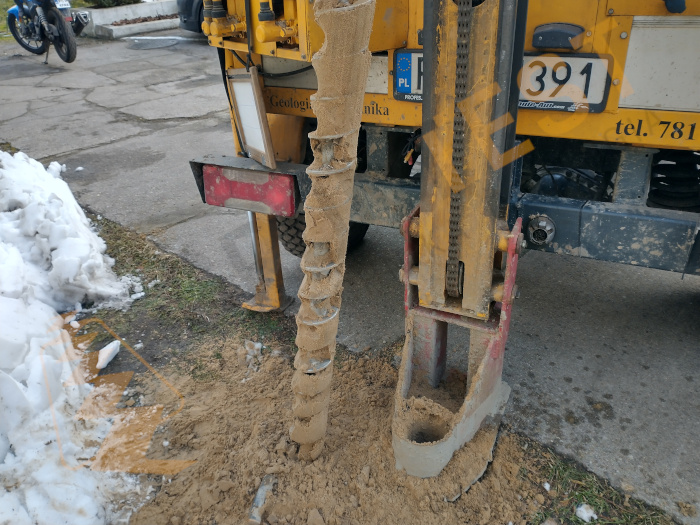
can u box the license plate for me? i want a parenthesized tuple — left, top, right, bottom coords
(55, 0, 71, 8)
(394, 50, 424, 102)
(519, 55, 611, 113)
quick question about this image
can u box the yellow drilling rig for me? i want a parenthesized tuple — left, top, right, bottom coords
(189, 0, 700, 476)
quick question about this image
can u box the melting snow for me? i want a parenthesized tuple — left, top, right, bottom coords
(0, 151, 145, 524)
(96, 340, 121, 369)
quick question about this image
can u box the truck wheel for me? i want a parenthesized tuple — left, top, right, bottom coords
(277, 214, 370, 258)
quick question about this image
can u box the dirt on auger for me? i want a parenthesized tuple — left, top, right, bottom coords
(290, 0, 377, 461)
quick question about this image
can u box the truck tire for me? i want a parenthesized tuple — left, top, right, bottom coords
(277, 214, 370, 257)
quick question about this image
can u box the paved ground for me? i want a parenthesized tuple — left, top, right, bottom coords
(1, 32, 698, 523)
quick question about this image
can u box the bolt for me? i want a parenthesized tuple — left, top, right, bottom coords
(620, 31, 628, 39)
(608, 8, 614, 14)
(586, 31, 592, 37)
(613, 79, 620, 86)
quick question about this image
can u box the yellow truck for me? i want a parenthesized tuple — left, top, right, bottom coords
(189, 0, 699, 475)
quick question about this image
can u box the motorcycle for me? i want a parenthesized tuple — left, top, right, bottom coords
(6, 0, 89, 63)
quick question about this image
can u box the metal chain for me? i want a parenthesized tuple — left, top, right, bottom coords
(446, 0, 473, 297)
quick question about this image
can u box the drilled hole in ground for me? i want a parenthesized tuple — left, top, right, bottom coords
(409, 421, 449, 444)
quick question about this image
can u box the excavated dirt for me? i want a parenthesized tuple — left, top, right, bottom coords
(130, 339, 546, 525)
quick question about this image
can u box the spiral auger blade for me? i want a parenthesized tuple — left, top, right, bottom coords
(290, 0, 376, 462)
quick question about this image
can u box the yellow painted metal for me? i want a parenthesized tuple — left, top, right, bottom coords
(370, 0, 409, 51)
(242, 213, 290, 312)
(212, 0, 698, 153)
(516, 0, 700, 151)
(256, 21, 298, 43)
(241, 114, 303, 313)
(267, 113, 305, 163)
(417, 0, 457, 310)
(417, 0, 528, 319)
(407, 0, 424, 48)
(261, 86, 422, 127)
(209, 0, 409, 61)
(607, 0, 700, 16)
(518, 107, 700, 151)
(455, 0, 502, 319)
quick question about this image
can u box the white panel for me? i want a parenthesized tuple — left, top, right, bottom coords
(232, 81, 265, 152)
(619, 16, 700, 112)
(365, 56, 389, 94)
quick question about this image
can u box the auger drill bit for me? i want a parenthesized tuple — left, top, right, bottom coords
(290, 0, 376, 461)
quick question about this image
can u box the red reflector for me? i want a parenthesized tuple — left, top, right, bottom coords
(202, 165, 296, 217)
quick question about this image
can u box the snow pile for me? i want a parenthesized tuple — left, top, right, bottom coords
(0, 151, 135, 311)
(0, 151, 144, 524)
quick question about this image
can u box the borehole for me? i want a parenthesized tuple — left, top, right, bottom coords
(408, 421, 449, 444)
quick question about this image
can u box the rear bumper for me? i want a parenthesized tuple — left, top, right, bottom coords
(190, 155, 421, 228)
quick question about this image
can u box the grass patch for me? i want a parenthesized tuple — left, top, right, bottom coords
(0, 142, 19, 154)
(86, 215, 296, 379)
(517, 434, 676, 525)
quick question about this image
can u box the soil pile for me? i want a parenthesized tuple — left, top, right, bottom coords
(130, 341, 546, 525)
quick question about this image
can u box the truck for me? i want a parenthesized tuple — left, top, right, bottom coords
(189, 0, 699, 476)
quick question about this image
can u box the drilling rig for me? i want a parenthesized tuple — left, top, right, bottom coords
(190, 0, 700, 476)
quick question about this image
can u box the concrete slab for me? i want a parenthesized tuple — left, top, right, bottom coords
(81, 0, 178, 38)
(0, 31, 697, 524)
(86, 83, 166, 108)
(0, 85, 74, 103)
(95, 19, 180, 40)
(119, 84, 227, 119)
(39, 70, 117, 89)
(504, 251, 700, 521)
(0, 101, 29, 121)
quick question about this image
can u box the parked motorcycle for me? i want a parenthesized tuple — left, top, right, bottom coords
(6, 0, 89, 63)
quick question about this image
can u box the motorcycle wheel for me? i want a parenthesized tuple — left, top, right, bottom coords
(46, 7, 76, 63)
(7, 12, 49, 55)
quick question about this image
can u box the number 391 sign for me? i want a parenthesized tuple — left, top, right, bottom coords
(518, 54, 612, 113)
